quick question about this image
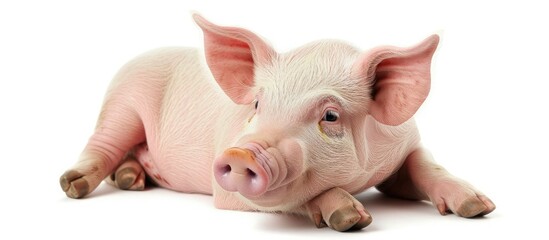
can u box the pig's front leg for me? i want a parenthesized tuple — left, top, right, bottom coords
(376, 147, 496, 217)
(304, 187, 372, 232)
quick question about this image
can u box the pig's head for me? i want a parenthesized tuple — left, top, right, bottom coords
(194, 15, 439, 210)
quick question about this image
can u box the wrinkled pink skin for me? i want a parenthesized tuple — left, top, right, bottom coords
(60, 15, 495, 231)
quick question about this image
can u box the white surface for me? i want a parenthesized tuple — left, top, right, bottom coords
(1, 0, 547, 239)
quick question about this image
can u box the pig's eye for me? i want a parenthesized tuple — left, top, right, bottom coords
(254, 101, 259, 109)
(322, 110, 339, 122)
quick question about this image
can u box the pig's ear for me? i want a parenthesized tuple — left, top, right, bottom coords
(193, 14, 275, 104)
(353, 35, 439, 126)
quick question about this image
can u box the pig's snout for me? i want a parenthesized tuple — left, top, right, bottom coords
(214, 147, 270, 198)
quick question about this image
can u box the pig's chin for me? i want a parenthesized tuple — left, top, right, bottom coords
(241, 174, 311, 211)
(240, 184, 294, 209)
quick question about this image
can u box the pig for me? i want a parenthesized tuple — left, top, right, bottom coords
(59, 14, 495, 232)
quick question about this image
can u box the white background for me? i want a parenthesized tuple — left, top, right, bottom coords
(1, 0, 547, 239)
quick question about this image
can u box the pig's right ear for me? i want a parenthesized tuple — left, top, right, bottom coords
(193, 14, 276, 104)
(352, 35, 439, 126)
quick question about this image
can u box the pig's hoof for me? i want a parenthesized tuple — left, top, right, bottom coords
(306, 187, 372, 232)
(430, 180, 496, 218)
(454, 195, 496, 218)
(113, 167, 145, 191)
(60, 170, 90, 198)
(109, 158, 146, 191)
(329, 206, 372, 232)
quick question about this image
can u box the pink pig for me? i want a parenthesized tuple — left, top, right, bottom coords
(60, 14, 495, 231)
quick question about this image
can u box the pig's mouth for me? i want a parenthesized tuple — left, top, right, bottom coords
(213, 142, 299, 206)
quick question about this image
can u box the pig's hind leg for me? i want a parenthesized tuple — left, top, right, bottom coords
(60, 98, 146, 198)
(105, 153, 146, 191)
(376, 147, 496, 218)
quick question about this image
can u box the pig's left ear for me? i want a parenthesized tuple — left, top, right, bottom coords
(193, 14, 276, 104)
(352, 35, 439, 126)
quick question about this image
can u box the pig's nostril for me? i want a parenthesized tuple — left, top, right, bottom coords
(221, 165, 232, 176)
(246, 168, 257, 178)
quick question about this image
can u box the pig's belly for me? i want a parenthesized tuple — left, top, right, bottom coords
(134, 142, 214, 195)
